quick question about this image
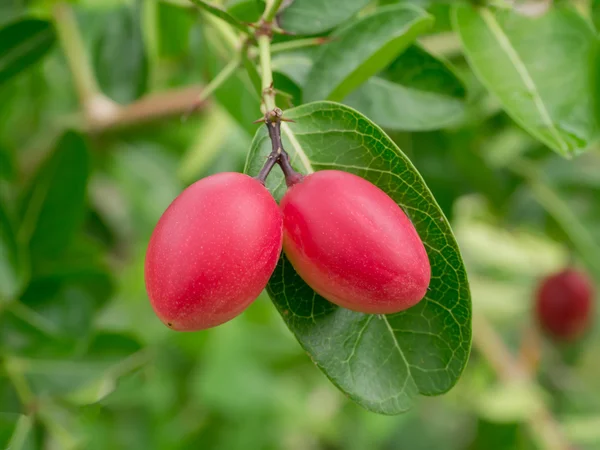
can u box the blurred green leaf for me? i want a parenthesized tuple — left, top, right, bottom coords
(93, 3, 148, 103)
(510, 159, 600, 280)
(592, 0, 600, 32)
(0, 145, 15, 181)
(0, 18, 56, 86)
(273, 70, 302, 106)
(453, 5, 598, 157)
(0, 2, 26, 26)
(278, 0, 371, 35)
(345, 45, 467, 131)
(0, 202, 28, 302)
(468, 419, 535, 450)
(178, 107, 232, 183)
(245, 101, 472, 414)
(304, 4, 433, 102)
(204, 28, 261, 135)
(156, 1, 196, 58)
(0, 237, 114, 358)
(189, 0, 250, 33)
(0, 414, 35, 450)
(19, 131, 90, 268)
(476, 381, 544, 423)
(226, 0, 264, 23)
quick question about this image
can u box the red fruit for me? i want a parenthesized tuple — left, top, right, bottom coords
(280, 170, 431, 314)
(145, 172, 282, 331)
(535, 268, 595, 341)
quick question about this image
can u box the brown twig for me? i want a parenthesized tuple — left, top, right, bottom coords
(87, 85, 210, 133)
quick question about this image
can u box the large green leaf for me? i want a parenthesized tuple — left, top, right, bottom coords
(278, 0, 371, 35)
(345, 45, 468, 131)
(0, 18, 56, 86)
(244, 102, 472, 414)
(93, 3, 148, 103)
(19, 131, 90, 268)
(304, 4, 433, 103)
(453, 5, 598, 157)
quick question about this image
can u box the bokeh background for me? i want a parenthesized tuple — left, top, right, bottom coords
(1, 0, 599, 449)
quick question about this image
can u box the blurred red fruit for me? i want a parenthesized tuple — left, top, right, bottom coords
(535, 268, 595, 341)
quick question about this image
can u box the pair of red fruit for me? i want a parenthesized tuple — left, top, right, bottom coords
(145, 170, 432, 331)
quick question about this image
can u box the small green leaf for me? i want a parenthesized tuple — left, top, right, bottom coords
(189, 0, 250, 34)
(19, 131, 90, 267)
(245, 102, 472, 414)
(0, 18, 56, 86)
(0, 203, 28, 303)
(453, 5, 598, 157)
(305, 4, 433, 103)
(93, 3, 148, 103)
(345, 45, 468, 131)
(278, 0, 371, 35)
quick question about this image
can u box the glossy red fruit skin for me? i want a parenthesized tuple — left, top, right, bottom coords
(280, 170, 431, 314)
(145, 172, 282, 331)
(535, 269, 595, 341)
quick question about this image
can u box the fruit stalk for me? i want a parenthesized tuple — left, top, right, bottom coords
(256, 109, 303, 186)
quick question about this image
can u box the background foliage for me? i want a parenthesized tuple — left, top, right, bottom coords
(0, 0, 599, 449)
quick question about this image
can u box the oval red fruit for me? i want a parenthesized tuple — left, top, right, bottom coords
(280, 170, 431, 314)
(535, 268, 595, 341)
(145, 172, 282, 331)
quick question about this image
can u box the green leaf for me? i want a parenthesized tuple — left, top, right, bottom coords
(0, 18, 56, 86)
(304, 4, 433, 103)
(345, 45, 468, 131)
(0, 203, 28, 303)
(244, 102, 472, 414)
(278, 0, 371, 35)
(93, 3, 148, 103)
(453, 5, 598, 157)
(19, 131, 90, 268)
(189, 0, 250, 34)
